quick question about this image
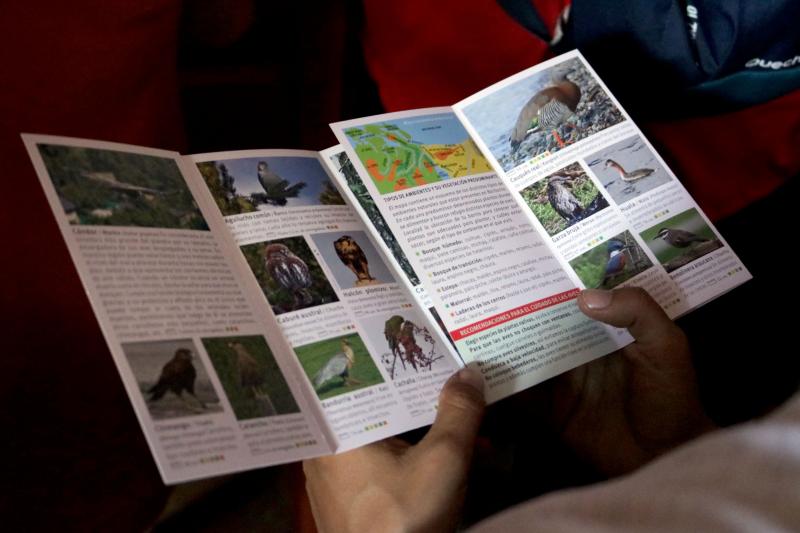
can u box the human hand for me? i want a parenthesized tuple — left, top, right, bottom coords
(548, 287, 717, 475)
(303, 368, 485, 533)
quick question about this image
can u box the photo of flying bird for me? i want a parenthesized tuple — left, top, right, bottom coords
(652, 228, 710, 248)
(312, 338, 361, 391)
(604, 159, 655, 182)
(510, 69, 581, 151)
(264, 243, 313, 311)
(255, 161, 307, 206)
(333, 235, 376, 286)
(147, 348, 206, 410)
(228, 341, 276, 416)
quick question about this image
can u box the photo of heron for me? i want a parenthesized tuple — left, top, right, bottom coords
(294, 333, 383, 400)
(569, 231, 653, 289)
(310, 230, 395, 289)
(241, 236, 339, 316)
(38, 143, 209, 230)
(121, 339, 222, 420)
(519, 162, 609, 236)
(202, 335, 300, 420)
(461, 57, 625, 172)
(640, 208, 723, 273)
(585, 135, 673, 204)
(196, 155, 345, 216)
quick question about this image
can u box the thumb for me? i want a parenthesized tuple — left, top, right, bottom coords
(577, 287, 687, 356)
(417, 367, 485, 463)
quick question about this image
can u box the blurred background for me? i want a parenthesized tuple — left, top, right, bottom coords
(2, 1, 798, 531)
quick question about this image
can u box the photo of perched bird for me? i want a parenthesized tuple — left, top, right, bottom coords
(312, 339, 360, 391)
(652, 228, 711, 248)
(333, 235, 376, 286)
(382, 315, 443, 379)
(510, 69, 581, 151)
(255, 161, 307, 206)
(228, 341, 276, 416)
(147, 348, 206, 410)
(600, 239, 630, 288)
(604, 159, 655, 182)
(264, 243, 313, 311)
(520, 163, 610, 236)
(547, 175, 584, 224)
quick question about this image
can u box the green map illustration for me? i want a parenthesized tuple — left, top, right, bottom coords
(344, 122, 491, 195)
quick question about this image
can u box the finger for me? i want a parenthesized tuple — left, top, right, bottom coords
(577, 287, 685, 353)
(417, 367, 485, 462)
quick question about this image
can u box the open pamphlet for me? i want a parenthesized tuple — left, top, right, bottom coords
(23, 50, 750, 483)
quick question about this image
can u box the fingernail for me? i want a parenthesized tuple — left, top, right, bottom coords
(580, 289, 613, 309)
(456, 367, 484, 393)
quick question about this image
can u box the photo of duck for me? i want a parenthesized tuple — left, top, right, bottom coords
(603, 159, 655, 182)
(586, 135, 673, 204)
(460, 56, 624, 172)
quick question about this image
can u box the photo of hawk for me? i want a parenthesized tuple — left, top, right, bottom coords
(147, 348, 206, 410)
(333, 235, 377, 286)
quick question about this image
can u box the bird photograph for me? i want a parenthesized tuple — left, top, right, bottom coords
(38, 143, 209, 230)
(461, 57, 624, 172)
(241, 237, 339, 315)
(294, 333, 383, 400)
(640, 208, 723, 273)
(333, 235, 377, 286)
(123, 339, 222, 420)
(203, 335, 299, 421)
(569, 231, 653, 290)
(586, 135, 673, 204)
(310, 230, 395, 290)
(519, 162, 609, 236)
(195, 155, 345, 216)
(381, 314, 445, 380)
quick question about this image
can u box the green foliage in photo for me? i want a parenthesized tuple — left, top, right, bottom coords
(241, 236, 339, 315)
(197, 161, 256, 216)
(295, 333, 383, 400)
(203, 335, 300, 420)
(520, 164, 602, 236)
(39, 144, 208, 230)
(569, 231, 653, 289)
